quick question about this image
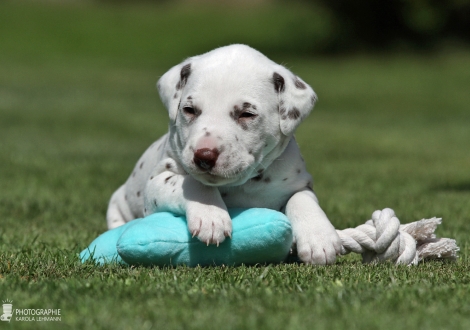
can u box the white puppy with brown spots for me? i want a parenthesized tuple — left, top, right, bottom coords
(106, 44, 341, 265)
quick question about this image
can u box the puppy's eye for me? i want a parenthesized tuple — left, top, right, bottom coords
(183, 107, 196, 115)
(239, 112, 257, 119)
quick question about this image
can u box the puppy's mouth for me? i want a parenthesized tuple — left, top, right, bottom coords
(192, 171, 239, 186)
(190, 167, 249, 187)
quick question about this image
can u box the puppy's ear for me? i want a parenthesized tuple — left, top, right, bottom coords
(157, 60, 193, 122)
(272, 67, 317, 136)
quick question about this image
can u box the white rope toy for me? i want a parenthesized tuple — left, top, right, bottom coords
(337, 208, 459, 265)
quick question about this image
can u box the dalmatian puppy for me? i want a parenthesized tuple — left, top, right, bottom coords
(106, 44, 341, 265)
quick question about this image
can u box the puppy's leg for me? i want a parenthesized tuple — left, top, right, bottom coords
(106, 185, 134, 229)
(144, 172, 232, 245)
(286, 189, 341, 265)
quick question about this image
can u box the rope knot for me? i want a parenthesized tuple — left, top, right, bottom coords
(337, 208, 459, 266)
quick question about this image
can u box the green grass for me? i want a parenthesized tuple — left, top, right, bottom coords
(1, 1, 470, 329)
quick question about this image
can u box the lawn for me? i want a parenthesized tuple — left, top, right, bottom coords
(0, 1, 469, 329)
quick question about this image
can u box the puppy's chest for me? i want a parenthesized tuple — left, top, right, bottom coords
(218, 166, 312, 210)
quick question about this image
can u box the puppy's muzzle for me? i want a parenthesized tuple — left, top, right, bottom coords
(193, 148, 219, 171)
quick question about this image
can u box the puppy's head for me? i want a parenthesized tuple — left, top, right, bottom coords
(157, 44, 317, 187)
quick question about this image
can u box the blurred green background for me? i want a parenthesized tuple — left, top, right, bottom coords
(2, 0, 470, 65)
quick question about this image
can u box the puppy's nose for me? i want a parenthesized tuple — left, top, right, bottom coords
(194, 148, 219, 170)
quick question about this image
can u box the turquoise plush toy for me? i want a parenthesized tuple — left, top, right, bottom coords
(80, 208, 293, 267)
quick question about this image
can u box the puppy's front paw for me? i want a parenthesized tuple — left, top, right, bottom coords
(186, 204, 232, 246)
(295, 227, 342, 265)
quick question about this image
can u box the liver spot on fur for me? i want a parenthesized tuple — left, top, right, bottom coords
(311, 95, 318, 105)
(294, 77, 307, 89)
(288, 108, 301, 120)
(232, 104, 242, 115)
(176, 63, 191, 90)
(272, 72, 285, 93)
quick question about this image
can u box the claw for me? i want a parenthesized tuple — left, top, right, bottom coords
(216, 240, 219, 247)
(323, 248, 328, 265)
(206, 239, 210, 246)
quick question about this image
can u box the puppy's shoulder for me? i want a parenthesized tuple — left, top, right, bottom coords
(240, 138, 312, 195)
(267, 138, 308, 174)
